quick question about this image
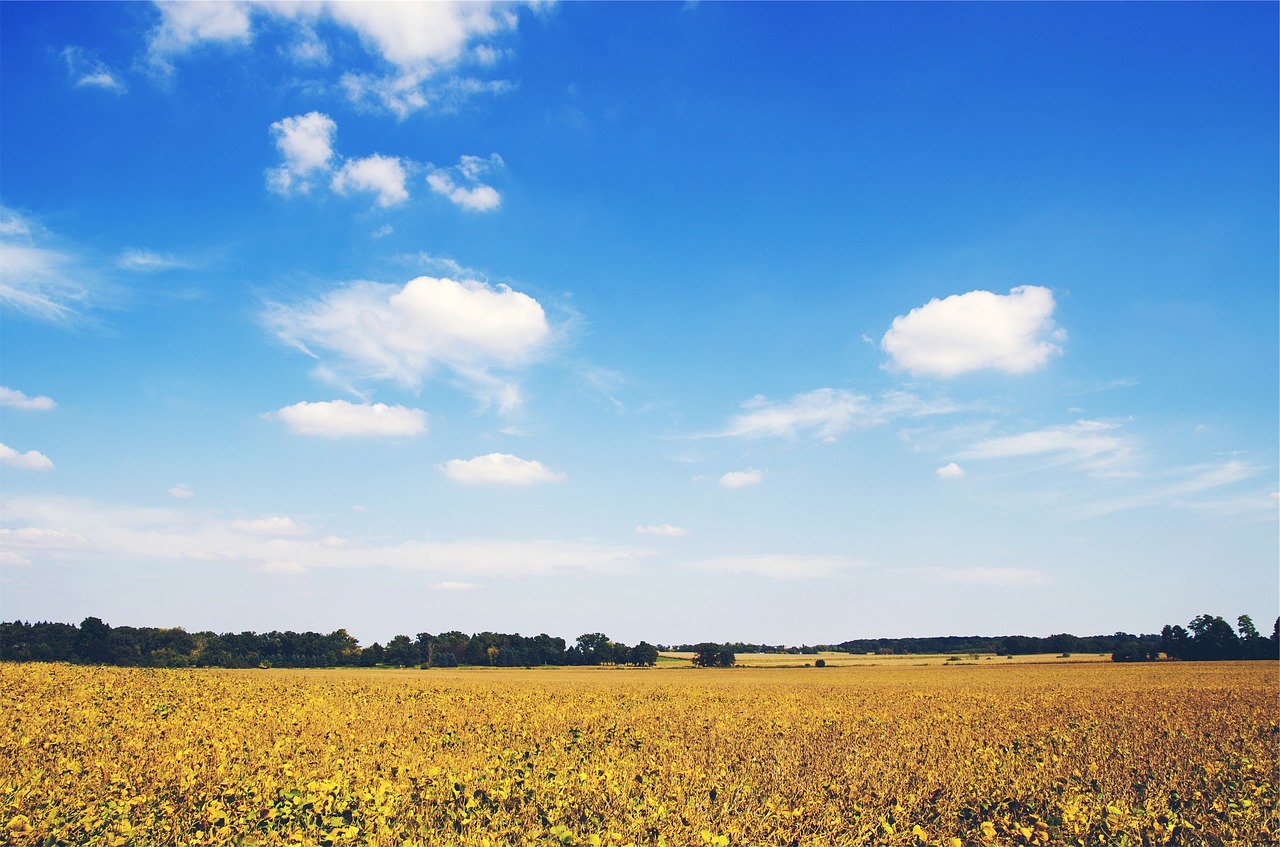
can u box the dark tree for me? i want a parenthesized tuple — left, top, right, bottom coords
(1187, 614, 1241, 661)
(629, 641, 659, 667)
(692, 643, 735, 668)
(75, 617, 113, 664)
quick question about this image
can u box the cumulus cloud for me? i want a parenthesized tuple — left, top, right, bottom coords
(699, 554, 858, 580)
(263, 275, 553, 412)
(936, 462, 966, 479)
(62, 47, 126, 93)
(635, 524, 689, 537)
(882, 285, 1065, 377)
(266, 111, 337, 196)
(270, 400, 428, 438)
(0, 387, 55, 411)
(147, 1, 253, 72)
(427, 154, 504, 212)
(230, 516, 308, 537)
(147, 2, 528, 116)
(168, 484, 195, 499)
(0, 208, 92, 323)
(440, 453, 566, 486)
(719, 468, 764, 489)
(331, 154, 410, 208)
(0, 444, 54, 471)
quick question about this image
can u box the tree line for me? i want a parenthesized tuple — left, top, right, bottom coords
(0, 618, 659, 669)
(1, 613, 1275, 669)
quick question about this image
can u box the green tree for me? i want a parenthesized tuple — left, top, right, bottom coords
(575, 633, 611, 665)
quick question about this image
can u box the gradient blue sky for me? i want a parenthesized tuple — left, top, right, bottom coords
(2, 2, 1276, 647)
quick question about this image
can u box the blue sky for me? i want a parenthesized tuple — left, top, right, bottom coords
(1, 2, 1276, 647)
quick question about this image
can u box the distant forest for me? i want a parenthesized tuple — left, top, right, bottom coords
(0, 613, 1275, 669)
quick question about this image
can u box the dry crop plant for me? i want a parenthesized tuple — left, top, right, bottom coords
(1, 661, 1276, 846)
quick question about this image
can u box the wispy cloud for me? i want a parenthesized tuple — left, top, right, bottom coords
(62, 46, 126, 93)
(0, 208, 93, 323)
(958, 419, 1132, 473)
(636, 524, 689, 537)
(427, 154, 504, 212)
(115, 249, 192, 272)
(712, 388, 964, 443)
(1072, 459, 1268, 519)
(0, 495, 652, 579)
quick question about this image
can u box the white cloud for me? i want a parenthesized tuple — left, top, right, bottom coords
(882, 285, 1064, 377)
(0, 208, 92, 323)
(699, 554, 858, 580)
(1075, 460, 1267, 519)
(115, 249, 190, 272)
(230, 516, 309, 537)
(0, 495, 652, 578)
(260, 560, 307, 576)
(145, 2, 528, 117)
(0, 526, 87, 550)
(263, 275, 553, 412)
(0, 387, 55, 411)
(0, 444, 54, 471)
(168, 484, 195, 499)
(712, 389, 964, 442)
(431, 580, 481, 591)
(148, 1, 253, 71)
(635, 524, 689, 537)
(325, 2, 517, 70)
(62, 47, 126, 93)
(331, 154, 410, 208)
(270, 400, 428, 438)
(720, 389, 870, 441)
(441, 453, 566, 486)
(266, 111, 338, 196)
(0, 551, 32, 567)
(936, 462, 966, 479)
(719, 468, 764, 489)
(427, 154, 504, 212)
(959, 419, 1130, 470)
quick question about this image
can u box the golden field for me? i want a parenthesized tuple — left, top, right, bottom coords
(2, 661, 1276, 847)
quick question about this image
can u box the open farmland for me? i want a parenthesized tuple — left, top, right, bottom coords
(2, 662, 1276, 846)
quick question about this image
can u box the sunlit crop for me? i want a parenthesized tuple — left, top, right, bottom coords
(2, 661, 1275, 845)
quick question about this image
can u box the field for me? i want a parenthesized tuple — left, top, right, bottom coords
(2, 661, 1276, 847)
